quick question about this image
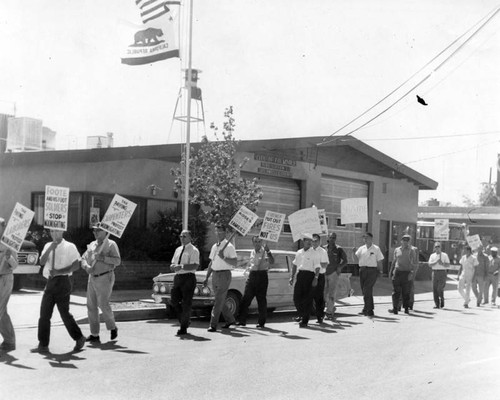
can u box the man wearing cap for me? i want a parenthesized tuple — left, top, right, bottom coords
(324, 232, 348, 320)
(428, 242, 450, 309)
(484, 247, 500, 306)
(388, 234, 418, 315)
(457, 246, 478, 308)
(353, 232, 384, 317)
(0, 217, 18, 352)
(237, 235, 274, 328)
(203, 224, 237, 332)
(170, 230, 200, 336)
(471, 245, 488, 307)
(290, 233, 321, 327)
(81, 223, 121, 342)
(36, 230, 85, 353)
(311, 234, 329, 323)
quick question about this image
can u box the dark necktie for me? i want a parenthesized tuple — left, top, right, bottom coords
(52, 247, 56, 269)
(177, 246, 185, 264)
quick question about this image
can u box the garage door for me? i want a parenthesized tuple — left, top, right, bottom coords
(238, 173, 301, 251)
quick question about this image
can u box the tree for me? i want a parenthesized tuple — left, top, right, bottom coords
(462, 182, 499, 207)
(171, 106, 263, 226)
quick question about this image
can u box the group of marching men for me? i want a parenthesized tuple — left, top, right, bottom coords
(0, 220, 120, 353)
(2, 220, 499, 351)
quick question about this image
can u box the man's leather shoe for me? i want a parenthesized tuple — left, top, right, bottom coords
(222, 322, 235, 329)
(404, 308, 410, 314)
(110, 328, 118, 340)
(86, 335, 100, 343)
(317, 318, 324, 324)
(236, 322, 246, 326)
(256, 324, 265, 329)
(293, 316, 302, 322)
(366, 311, 374, 317)
(299, 322, 308, 328)
(388, 309, 398, 315)
(176, 328, 187, 336)
(32, 344, 49, 354)
(358, 311, 367, 316)
(74, 336, 86, 352)
(207, 327, 217, 332)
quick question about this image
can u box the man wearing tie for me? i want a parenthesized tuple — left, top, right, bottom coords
(0, 217, 18, 352)
(81, 223, 121, 342)
(35, 230, 85, 353)
(170, 230, 200, 336)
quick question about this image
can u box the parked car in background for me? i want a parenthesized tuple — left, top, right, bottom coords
(152, 249, 353, 318)
(13, 240, 40, 290)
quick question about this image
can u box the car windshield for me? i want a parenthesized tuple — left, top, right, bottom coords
(236, 251, 289, 272)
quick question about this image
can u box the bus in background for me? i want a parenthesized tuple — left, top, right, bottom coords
(416, 221, 467, 270)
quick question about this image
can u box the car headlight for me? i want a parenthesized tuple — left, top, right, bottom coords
(193, 286, 200, 295)
(201, 286, 211, 296)
(160, 284, 167, 294)
(153, 284, 159, 293)
(27, 254, 38, 264)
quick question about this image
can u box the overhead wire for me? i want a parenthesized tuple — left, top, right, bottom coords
(319, 5, 500, 146)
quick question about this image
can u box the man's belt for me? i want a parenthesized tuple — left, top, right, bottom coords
(93, 270, 113, 277)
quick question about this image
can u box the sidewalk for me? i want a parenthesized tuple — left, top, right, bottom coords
(9, 275, 464, 330)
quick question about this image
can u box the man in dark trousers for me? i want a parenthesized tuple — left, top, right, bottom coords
(312, 233, 328, 323)
(388, 234, 418, 315)
(237, 236, 274, 328)
(35, 230, 85, 353)
(170, 230, 200, 335)
(324, 232, 348, 320)
(290, 233, 321, 327)
(353, 232, 384, 317)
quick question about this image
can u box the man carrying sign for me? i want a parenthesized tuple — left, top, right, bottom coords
(81, 223, 121, 343)
(203, 224, 237, 332)
(0, 217, 18, 352)
(237, 236, 274, 328)
(35, 230, 85, 353)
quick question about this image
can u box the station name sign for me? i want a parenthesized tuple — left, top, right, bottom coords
(254, 153, 296, 178)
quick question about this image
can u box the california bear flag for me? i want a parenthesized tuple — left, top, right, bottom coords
(121, 0, 180, 65)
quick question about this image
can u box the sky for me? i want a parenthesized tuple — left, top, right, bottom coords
(1, 0, 499, 206)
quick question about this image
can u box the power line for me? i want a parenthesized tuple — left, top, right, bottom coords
(398, 138, 499, 166)
(358, 130, 500, 142)
(319, 5, 500, 146)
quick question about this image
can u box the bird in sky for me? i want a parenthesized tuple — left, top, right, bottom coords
(416, 95, 428, 106)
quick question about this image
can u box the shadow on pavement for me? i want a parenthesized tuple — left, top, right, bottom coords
(86, 341, 149, 354)
(0, 351, 36, 370)
(35, 351, 87, 369)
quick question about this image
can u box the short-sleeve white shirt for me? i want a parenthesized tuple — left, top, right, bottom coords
(171, 242, 200, 275)
(209, 239, 237, 271)
(41, 239, 80, 277)
(355, 244, 384, 267)
(459, 255, 478, 279)
(293, 248, 322, 272)
(313, 246, 329, 274)
(428, 252, 450, 270)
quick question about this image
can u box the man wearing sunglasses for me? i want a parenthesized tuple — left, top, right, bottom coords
(81, 223, 121, 343)
(428, 242, 450, 309)
(170, 230, 200, 336)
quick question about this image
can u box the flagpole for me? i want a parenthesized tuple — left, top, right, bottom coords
(183, 0, 194, 231)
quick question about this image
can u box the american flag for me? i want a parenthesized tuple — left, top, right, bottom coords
(135, 0, 180, 24)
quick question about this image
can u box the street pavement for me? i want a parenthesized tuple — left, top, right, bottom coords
(2, 275, 500, 400)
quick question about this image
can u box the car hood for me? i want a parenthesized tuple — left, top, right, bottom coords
(153, 268, 247, 283)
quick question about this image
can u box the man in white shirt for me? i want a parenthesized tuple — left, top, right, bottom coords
(428, 242, 450, 309)
(458, 246, 479, 308)
(203, 225, 237, 332)
(353, 232, 384, 317)
(312, 234, 329, 323)
(36, 230, 85, 353)
(290, 233, 321, 327)
(169, 230, 200, 336)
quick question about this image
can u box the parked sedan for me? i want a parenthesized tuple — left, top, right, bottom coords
(152, 249, 353, 318)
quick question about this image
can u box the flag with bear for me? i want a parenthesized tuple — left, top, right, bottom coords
(121, 0, 180, 66)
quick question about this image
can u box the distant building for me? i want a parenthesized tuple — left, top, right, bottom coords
(87, 132, 114, 149)
(0, 114, 56, 152)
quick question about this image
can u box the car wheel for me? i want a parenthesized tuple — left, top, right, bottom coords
(224, 290, 241, 319)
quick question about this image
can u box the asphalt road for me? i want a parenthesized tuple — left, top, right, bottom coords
(2, 288, 500, 400)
